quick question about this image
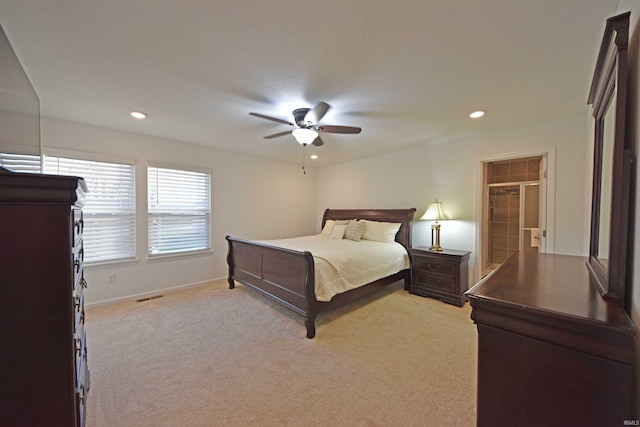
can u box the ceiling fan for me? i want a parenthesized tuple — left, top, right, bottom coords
(249, 101, 361, 146)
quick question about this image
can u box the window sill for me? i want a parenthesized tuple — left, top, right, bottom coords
(147, 249, 213, 262)
(86, 257, 139, 269)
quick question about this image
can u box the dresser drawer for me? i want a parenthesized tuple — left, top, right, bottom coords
(72, 208, 84, 249)
(73, 239, 84, 295)
(75, 326, 87, 387)
(74, 291, 85, 335)
(412, 270, 456, 293)
(411, 257, 455, 278)
(76, 349, 89, 427)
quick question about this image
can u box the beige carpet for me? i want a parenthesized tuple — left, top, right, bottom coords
(86, 280, 477, 426)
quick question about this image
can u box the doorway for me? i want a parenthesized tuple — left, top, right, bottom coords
(481, 156, 546, 278)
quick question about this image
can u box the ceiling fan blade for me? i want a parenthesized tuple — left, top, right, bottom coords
(317, 125, 361, 134)
(312, 135, 324, 146)
(304, 101, 330, 124)
(249, 112, 294, 126)
(263, 130, 293, 139)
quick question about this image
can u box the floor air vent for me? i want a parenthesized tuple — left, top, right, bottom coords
(136, 295, 164, 303)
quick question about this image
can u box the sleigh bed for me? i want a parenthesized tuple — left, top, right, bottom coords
(226, 208, 416, 338)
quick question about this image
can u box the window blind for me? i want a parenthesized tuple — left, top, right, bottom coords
(147, 166, 211, 256)
(44, 156, 136, 264)
(0, 153, 41, 173)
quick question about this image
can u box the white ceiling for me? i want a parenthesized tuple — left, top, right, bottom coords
(0, 0, 619, 167)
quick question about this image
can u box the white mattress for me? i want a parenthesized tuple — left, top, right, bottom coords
(256, 234, 410, 302)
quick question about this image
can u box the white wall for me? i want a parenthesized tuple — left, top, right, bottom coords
(317, 114, 588, 285)
(39, 95, 595, 310)
(41, 117, 317, 305)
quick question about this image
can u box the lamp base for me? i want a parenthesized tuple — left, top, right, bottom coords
(430, 222, 443, 252)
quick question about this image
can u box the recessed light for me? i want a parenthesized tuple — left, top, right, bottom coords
(130, 111, 148, 119)
(469, 110, 485, 119)
(310, 154, 318, 160)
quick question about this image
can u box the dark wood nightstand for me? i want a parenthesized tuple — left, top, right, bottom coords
(409, 247, 470, 306)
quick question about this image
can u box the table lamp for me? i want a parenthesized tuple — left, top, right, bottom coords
(420, 200, 452, 251)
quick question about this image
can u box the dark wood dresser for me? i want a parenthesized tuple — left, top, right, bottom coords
(409, 247, 470, 306)
(466, 252, 636, 427)
(0, 168, 90, 426)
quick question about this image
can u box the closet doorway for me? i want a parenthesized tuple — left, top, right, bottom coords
(480, 155, 547, 278)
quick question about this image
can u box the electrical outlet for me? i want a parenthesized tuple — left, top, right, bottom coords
(108, 274, 116, 284)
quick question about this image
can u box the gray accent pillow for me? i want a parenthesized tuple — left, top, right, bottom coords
(344, 219, 366, 241)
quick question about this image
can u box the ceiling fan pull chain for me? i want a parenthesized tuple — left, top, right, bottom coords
(301, 144, 307, 174)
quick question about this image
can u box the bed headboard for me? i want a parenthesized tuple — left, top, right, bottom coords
(322, 208, 417, 250)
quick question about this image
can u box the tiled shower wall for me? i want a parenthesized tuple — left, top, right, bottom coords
(487, 157, 540, 184)
(486, 157, 541, 266)
(488, 186, 520, 265)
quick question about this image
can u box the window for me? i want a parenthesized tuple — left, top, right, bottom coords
(0, 152, 41, 173)
(147, 166, 211, 256)
(44, 156, 136, 264)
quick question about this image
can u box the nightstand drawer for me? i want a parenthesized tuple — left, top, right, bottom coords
(412, 257, 455, 278)
(412, 271, 455, 292)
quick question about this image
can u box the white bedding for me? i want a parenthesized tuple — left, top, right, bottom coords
(256, 234, 410, 302)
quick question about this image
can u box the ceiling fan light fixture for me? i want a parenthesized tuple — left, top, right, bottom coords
(292, 128, 318, 145)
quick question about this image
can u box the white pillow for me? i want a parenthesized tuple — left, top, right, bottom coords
(330, 224, 348, 240)
(361, 220, 401, 243)
(321, 219, 335, 236)
(322, 219, 349, 236)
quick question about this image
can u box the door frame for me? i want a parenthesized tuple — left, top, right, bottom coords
(474, 148, 556, 283)
(520, 182, 540, 252)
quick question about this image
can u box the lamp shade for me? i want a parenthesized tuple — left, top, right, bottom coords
(292, 128, 318, 145)
(420, 201, 452, 221)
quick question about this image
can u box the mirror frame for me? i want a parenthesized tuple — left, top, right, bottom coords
(587, 12, 632, 309)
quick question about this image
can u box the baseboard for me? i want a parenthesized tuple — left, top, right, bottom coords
(85, 276, 228, 308)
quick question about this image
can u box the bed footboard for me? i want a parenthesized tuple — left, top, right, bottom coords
(226, 236, 318, 338)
